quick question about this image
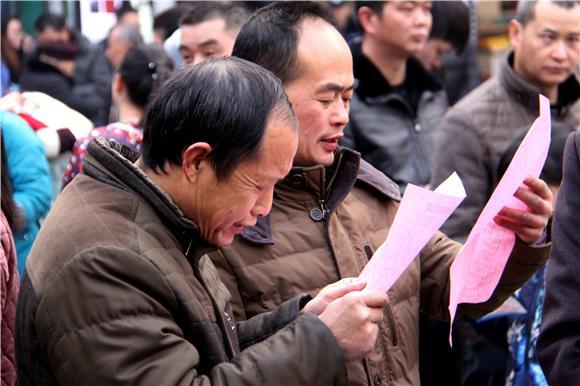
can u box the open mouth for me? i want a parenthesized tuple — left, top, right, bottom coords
(320, 135, 342, 151)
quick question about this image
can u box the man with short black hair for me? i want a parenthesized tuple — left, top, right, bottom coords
(211, 2, 554, 386)
(16, 57, 387, 385)
(178, 1, 249, 67)
(34, 13, 68, 45)
(342, 1, 445, 193)
(431, 0, 580, 242)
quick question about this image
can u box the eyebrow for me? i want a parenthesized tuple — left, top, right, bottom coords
(198, 39, 219, 49)
(540, 28, 559, 35)
(315, 81, 357, 94)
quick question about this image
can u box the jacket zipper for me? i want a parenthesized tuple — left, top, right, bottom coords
(186, 238, 238, 360)
(319, 152, 344, 219)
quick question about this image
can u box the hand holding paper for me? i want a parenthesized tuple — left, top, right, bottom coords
(360, 172, 466, 293)
(494, 176, 554, 244)
(448, 95, 553, 344)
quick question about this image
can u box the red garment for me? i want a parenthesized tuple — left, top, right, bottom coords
(1, 211, 19, 386)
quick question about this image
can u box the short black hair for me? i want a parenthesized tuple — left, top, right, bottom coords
(153, 5, 189, 41)
(232, 1, 332, 84)
(179, 1, 250, 32)
(516, 0, 580, 26)
(119, 45, 172, 109)
(115, 2, 138, 22)
(34, 13, 66, 34)
(497, 122, 574, 186)
(141, 57, 296, 179)
(430, 0, 470, 53)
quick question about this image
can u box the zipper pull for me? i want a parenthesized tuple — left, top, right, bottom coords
(319, 199, 328, 220)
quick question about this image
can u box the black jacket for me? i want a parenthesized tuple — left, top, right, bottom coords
(537, 131, 580, 385)
(342, 39, 448, 192)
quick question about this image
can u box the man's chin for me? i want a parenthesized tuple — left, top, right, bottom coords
(318, 153, 335, 167)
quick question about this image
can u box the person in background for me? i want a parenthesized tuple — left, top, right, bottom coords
(115, 3, 140, 30)
(105, 24, 143, 70)
(326, 1, 357, 38)
(431, 0, 580, 242)
(1, 14, 33, 91)
(1, 136, 21, 386)
(178, 1, 249, 67)
(20, 13, 111, 125)
(16, 56, 387, 386)
(152, 4, 189, 45)
(537, 131, 580, 385)
(0, 110, 51, 276)
(62, 45, 171, 188)
(342, 1, 446, 193)
(415, 0, 470, 75)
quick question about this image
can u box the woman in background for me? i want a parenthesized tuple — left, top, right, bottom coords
(62, 45, 171, 188)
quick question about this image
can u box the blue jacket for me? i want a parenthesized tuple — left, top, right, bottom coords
(1, 110, 52, 275)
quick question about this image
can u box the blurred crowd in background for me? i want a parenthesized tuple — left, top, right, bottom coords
(1, 1, 578, 386)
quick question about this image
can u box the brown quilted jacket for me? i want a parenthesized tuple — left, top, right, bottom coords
(15, 138, 348, 386)
(211, 147, 550, 386)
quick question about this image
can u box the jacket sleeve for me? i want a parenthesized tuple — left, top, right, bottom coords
(537, 132, 580, 385)
(431, 108, 491, 242)
(419, 231, 549, 321)
(1, 112, 52, 225)
(37, 247, 346, 386)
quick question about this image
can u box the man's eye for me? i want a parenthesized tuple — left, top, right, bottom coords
(203, 50, 218, 58)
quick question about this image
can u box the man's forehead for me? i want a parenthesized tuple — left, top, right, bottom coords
(527, 1, 580, 28)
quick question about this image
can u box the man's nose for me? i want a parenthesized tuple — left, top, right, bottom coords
(551, 39, 568, 62)
(331, 101, 349, 127)
(252, 187, 274, 218)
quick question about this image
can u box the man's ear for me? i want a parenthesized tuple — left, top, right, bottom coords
(358, 6, 379, 36)
(182, 142, 212, 183)
(508, 19, 522, 50)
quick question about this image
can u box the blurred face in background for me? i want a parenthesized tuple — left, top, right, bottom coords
(118, 11, 140, 29)
(106, 26, 131, 69)
(509, 1, 580, 92)
(416, 37, 453, 71)
(179, 18, 236, 67)
(6, 18, 24, 50)
(362, 1, 432, 56)
(36, 26, 69, 45)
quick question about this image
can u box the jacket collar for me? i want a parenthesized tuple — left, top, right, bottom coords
(350, 38, 441, 101)
(240, 147, 400, 244)
(84, 137, 208, 253)
(500, 52, 580, 115)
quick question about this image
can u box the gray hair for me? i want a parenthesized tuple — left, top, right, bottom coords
(112, 25, 143, 47)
